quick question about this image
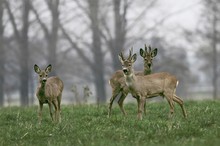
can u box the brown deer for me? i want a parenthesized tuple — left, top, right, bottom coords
(118, 49, 187, 120)
(108, 45, 157, 117)
(34, 64, 64, 123)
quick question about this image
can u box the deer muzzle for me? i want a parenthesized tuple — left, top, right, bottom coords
(42, 78, 47, 83)
(123, 68, 128, 75)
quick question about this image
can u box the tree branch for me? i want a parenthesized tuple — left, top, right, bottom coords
(30, 2, 50, 39)
(126, 0, 157, 31)
(59, 23, 95, 69)
(4, 0, 20, 39)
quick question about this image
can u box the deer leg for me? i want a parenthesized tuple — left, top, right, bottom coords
(144, 99, 147, 115)
(167, 100, 174, 119)
(57, 95, 62, 122)
(173, 95, 187, 118)
(52, 100, 59, 122)
(108, 88, 121, 117)
(48, 101, 54, 121)
(118, 92, 128, 116)
(137, 96, 145, 120)
(38, 101, 43, 124)
(164, 93, 175, 118)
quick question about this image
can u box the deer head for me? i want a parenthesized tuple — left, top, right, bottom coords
(118, 48, 137, 76)
(34, 64, 52, 84)
(140, 44, 157, 74)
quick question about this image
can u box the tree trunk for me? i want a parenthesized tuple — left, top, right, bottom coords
(212, 7, 218, 99)
(111, 0, 126, 71)
(0, 1, 4, 106)
(47, 0, 59, 76)
(20, 0, 30, 106)
(88, 0, 106, 103)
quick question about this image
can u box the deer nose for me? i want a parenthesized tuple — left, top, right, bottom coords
(42, 78, 47, 82)
(148, 63, 151, 68)
(123, 68, 128, 74)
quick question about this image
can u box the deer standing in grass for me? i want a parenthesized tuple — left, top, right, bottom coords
(108, 45, 157, 117)
(118, 49, 187, 120)
(34, 64, 64, 123)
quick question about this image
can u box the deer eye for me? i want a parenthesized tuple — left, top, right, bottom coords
(46, 75, 48, 77)
(39, 75, 42, 77)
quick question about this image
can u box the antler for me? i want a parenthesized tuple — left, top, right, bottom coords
(144, 44, 152, 54)
(148, 45, 152, 53)
(119, 51, 125, 61)
(128, 47, 133, 59)
(144, 44, 148, 52)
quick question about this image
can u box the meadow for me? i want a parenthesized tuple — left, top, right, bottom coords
(0, 100, 220, 146)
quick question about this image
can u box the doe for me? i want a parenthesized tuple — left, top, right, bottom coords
(34, 64, 64, 123)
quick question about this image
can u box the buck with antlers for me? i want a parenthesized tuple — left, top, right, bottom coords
(108, 45, 157, 117)
(118, 49, 187, 120)
(34, 64, 64, 123)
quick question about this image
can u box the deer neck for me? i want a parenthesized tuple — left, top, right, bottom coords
(124, 71, 136, 89)
(144, 69, 151, 75)
(38, 82, 46, 97)
(144, 64, 152, 75)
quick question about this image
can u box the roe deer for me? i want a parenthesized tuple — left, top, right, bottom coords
(108, 45, 157, 117)
(34, 64, 64, 123)
(118, 50, 187, 120)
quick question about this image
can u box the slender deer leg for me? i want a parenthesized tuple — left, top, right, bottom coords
(118, 92, 128, 116)
(164, 92, 175, 118)
(173, 95, 187, 118)
(52, 100, 59, 122)
(137, 96, 145, 120)
(48, 101, 54, 121)
(108, 88, 121, 117)
(144, 100, 147, 115)
(167, 99, 174, 118)
(57, 95, 62, 123)
(38, 102, 43, 124)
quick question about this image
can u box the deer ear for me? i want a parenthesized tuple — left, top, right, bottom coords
(45, 64, 52, 73)
(34, 64, 41, 74)
(151, 48, 158, 57)
(131, 54, 137, 63)
(140, 48, 145, 57)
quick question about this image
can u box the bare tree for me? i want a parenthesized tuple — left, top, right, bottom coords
(5, 0, 30, 106)
(0, 0, 5, 106)
(111, 0, 127, 70)
(196, 0, 220, 99)
(59, 0, 106, 103)
(88, 0, 106, 103)
(30, 0, 60, 76)
(100, 0, 159, 71)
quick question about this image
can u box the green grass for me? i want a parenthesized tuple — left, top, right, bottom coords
(1, 100, 220, 146)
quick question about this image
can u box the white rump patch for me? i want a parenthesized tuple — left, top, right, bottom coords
(176, 81, 179, 87)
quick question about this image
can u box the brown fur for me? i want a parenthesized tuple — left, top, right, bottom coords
(34, 64, 63, 123)
(119, 51, 187, 120)
(108, 46, 157, 117)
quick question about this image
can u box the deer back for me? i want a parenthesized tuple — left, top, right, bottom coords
(130, 72, 178, 97)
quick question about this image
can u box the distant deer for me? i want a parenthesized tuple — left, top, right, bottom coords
(108, 45, 157, 117)
(34, 64, 64, 123)
(118, 49, 187, 120)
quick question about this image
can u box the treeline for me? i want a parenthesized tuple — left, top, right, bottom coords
(0, 0, 219, 106)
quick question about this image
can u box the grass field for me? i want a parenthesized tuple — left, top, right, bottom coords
(1, 100, 220, 146)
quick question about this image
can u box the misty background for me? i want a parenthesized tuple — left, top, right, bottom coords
(0, 0, 219, 106)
